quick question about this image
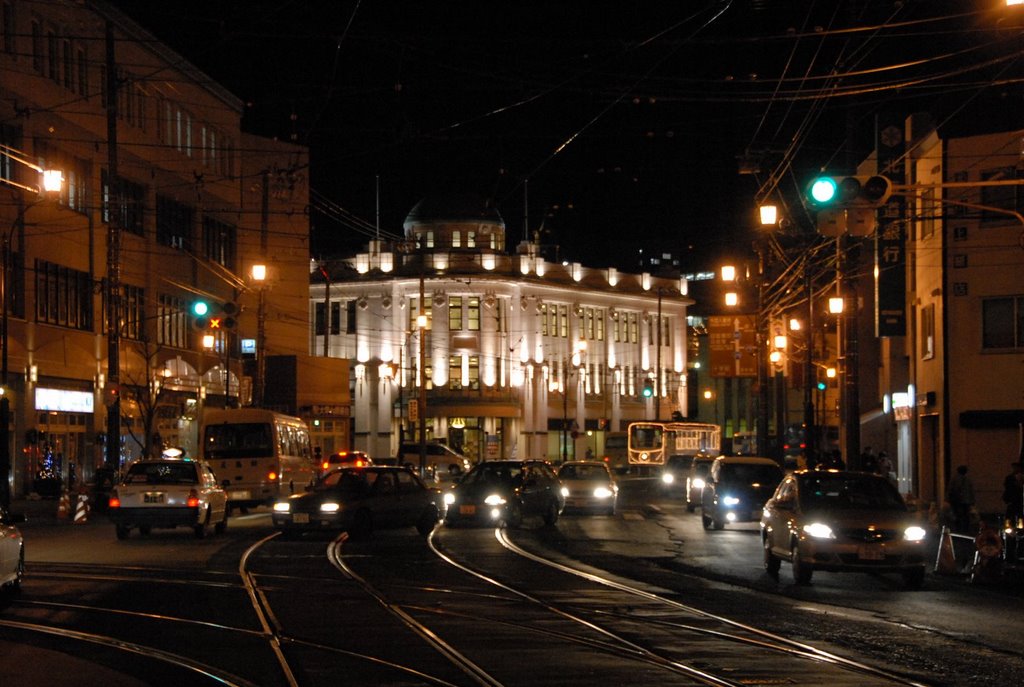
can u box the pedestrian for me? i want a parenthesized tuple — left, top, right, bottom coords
(947, 465, 975, 533)
(859, 446, 877, 473)
(1002, 461, 1024, 526)
(585, 447, 594, 460)
(876, 450, 893, 481)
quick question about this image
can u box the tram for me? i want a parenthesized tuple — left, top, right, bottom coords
(627, 421, 721, 466)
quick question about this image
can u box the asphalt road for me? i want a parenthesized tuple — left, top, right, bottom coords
(2, 478, 1022, 686)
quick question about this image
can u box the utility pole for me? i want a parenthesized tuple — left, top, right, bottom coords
(417, 270, 427, 477)
(104, 21, 122, 471)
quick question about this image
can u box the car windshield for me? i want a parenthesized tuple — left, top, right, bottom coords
(463, 463, 523, 486)
(317, 469, 374, 496)
(558, 464, 607, 480)
(721, 464, 782, 485)
(798, 474, 907, 511)
(124, 462, 199, 485)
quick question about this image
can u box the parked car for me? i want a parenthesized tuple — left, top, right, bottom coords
(318, 450, 373, 477)
(444, 460, 565, 528)
(399, 442, 472, 476)
(272, 466, 444, 538)
(0, 506, 25, 594)
(701, 455, 783, 530)
(685, 454, 716, 512)
(108, 455, 229, 539)
(557, 461, 618, 515)
(761, 470, 928, 588)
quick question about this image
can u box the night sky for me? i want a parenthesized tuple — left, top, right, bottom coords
(107, 0, 1020, 272)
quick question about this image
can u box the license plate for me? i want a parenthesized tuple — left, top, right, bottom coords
(229, 490, 251, 500)
(459, 505, 477, 515)
(292, 513, 309, 524)
(144, 492, 165, 504)
(858, 545, 885, 561)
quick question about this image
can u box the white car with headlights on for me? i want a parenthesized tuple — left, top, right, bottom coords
(557, 461, 618, 515)
(760, 470, 929, 589)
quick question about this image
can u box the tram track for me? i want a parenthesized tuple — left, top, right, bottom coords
(350, 523, 936, 687)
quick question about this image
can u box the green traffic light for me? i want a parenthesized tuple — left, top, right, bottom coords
(810, 177, 837, 204)
(816, 381, 827, 391)
(192, 300, 210, 317)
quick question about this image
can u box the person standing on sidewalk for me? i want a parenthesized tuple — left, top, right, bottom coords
(947, 465, 975, 533)
(1003, 461, 1024, 525)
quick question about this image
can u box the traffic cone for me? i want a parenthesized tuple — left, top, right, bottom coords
(934, 526, 957, 575)
(57, 488, 71, 519)
(73, 491, 89, 524)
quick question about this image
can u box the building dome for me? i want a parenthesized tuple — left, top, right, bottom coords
(403, 194, 504, 234)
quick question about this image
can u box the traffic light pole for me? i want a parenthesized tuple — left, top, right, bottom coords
(104, 22, 122, 472)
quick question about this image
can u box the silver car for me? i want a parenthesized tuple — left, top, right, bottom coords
(0, 506, 25, 594)
(557, 461, 618, 515)
(109, 456, 229, 540)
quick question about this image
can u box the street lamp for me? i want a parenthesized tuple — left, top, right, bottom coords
(250, 264, 268, 407)
(1, 166, 62, 509)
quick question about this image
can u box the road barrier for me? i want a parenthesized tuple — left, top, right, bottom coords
(73, 490, 90, 524)
(56, 488, 71, 520)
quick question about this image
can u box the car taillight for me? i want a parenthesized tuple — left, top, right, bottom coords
(268, 471, 278, 481)
(355, 459, 365, 467)
(108, 494, 120, 509)
(321, 461, 330, 471)
(187, 489, 200, 508)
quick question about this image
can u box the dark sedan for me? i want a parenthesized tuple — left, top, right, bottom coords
(272, 466, 444, 538)
(443, 460, 566, 528)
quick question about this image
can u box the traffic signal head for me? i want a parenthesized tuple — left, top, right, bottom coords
(190, 299, 239, 331)
(641, 380, 654, 398)
(807, 174, 892, 208)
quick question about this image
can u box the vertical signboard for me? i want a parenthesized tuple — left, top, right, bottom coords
(708, 314, 757, 377)
(876, 112, 907, 336)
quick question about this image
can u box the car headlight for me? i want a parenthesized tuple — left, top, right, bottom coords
(803, 522, 835, 539)
(662, 473, 675, 485)
(443, 492, 456, 506)
(722, 495, 740, 506)
(273, 502, 291, 513)
(593, 486, 613, 499)
(560, 486, 570, 498)
(904, 525, 927, 542)
(692, 477, 706, 490)
(320, 502, 340, 513)
(484, 494, 506, 506)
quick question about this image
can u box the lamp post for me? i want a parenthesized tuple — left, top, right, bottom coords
(1, 168, 62, 509)
(250, 264, 267, 407)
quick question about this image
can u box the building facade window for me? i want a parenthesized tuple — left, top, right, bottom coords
(920, 303, 935, 359)
(109, 283, 145, 341)
(467, 296, 480, 331)
(452, 230, 461, 248)
(449, 296, 463, 330)
(540, 304, 549, 336)
(156, 194, 194, 250)
(101, 170, 146, 236)
(559, 305, 568, 338)
(980, 167, 1024, 222)
(35, 259, 92, 331)
(202, 216, 236, 269)
(315, 301, 342, 336)
(982, 296, 1024, 349)
(157, 293, 188, 348)
(346, 300, 356, 334)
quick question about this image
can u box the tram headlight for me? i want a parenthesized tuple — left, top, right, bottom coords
(443, 492, 456, 506)
(273, 501, 290, 513)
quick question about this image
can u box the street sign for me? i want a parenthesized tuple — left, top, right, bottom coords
(408, 399, 419, 421)
(708, 314, 757, 377)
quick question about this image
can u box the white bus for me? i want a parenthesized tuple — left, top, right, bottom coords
(200, 409, 315, 509)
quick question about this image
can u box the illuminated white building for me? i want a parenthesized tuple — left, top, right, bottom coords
(312, 195, 692, 463)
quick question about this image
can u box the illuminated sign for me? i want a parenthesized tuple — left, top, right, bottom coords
(36, 388, 95, 413)
(240, 338, 257, 354)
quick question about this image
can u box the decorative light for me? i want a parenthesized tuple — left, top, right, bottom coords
(42, 169, 63, 193)
(759, 204, 778, 226)
(720, 265, 737, 282)
(725, 292, 739, 307)
(828, 297, 844, 314)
